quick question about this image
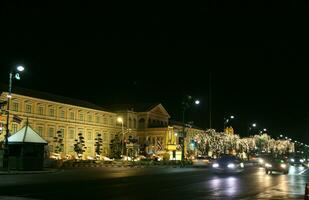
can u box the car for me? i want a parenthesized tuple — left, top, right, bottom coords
(256, 154, 272, 167)
(212, 155, 244, 173)
(192, 155, 213, 166)
(264, 157, 289, 174)
(288, 155, 305, 165)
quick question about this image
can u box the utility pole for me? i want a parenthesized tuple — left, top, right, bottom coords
(209, 72, 212, 129)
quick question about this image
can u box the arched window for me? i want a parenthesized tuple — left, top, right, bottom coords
(138, 118, 145, 129)
(133, 119, 137, 129)
(129, 118, 132, 128)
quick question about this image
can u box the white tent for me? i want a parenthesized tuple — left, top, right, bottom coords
(8, 125, 47, 144)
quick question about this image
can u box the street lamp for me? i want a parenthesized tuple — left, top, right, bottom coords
(181, 95, 199, 160)
(117, 117, 124, 157)
(4, 65, 25, 169)
(248, 123, 257, 136)
(223, 115, 235, 131)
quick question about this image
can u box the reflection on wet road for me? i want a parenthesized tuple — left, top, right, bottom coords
(0, 165, 308, 199)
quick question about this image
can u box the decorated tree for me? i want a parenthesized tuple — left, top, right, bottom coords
(109, 134, 122, 159)
(94, 133, 103, 159)
(74, 133, 87, 159)
(53, 130, 64, 155)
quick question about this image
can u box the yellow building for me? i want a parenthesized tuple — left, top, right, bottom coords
(0, 87, 205, 160)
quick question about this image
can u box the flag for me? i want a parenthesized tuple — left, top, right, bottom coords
(13, 114, 22, 124)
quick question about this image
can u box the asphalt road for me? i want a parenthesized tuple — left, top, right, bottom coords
(0, 165, 308, 200)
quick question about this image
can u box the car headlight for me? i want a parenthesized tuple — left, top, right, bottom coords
(240, 163, 244, 168)
(212, 163, 219, 168)
(290, 158, 295, 162)
(227, 163, 235, 168)
(300, 159, 304, 163)
(265, 163, 272, 168)
(259, 159, 264, 164)
(281, 164, 287, 168)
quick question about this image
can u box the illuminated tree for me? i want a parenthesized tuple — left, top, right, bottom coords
(53, 130, 64, 154)
(94, 133, 103, 159)
(109, 134, 122, 159)
(74, 133, 87, 159)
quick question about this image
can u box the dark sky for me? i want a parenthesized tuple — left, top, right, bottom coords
(0, 2, 307, 141)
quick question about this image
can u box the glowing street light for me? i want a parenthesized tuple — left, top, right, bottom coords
(195, 100, 200, 105)
(4, 65, 26, 170)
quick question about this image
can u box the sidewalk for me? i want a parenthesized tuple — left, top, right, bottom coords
(0, 168, 61, 175)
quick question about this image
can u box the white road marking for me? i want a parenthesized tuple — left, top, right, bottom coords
(298, 168, 309, 175)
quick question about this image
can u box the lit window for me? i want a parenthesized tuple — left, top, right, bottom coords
(48, 127, 54, 137)
(49, 108, 54, 117)
(37, 126, 44, 136)
(96, 116, 100, 123)
(88, 115, 92, 122)
(25, 104, 32, 113)
(70, 112, 74, 120)
(60, 110, 65, 118)
(12, 123, 18, 133)
(68, 129, 75, 139)
(12, 102, 19, 112)
(79, 113, 84, 121)
(38, 106, 44, 115)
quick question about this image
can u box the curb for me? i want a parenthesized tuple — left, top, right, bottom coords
(0, 169, 62, 175)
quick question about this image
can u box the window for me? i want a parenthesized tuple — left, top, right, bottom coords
(87, 131, 92, 140)
(110, 118, 114, 125)
(60, 110, 65, 118)
(25, 104, 32, 113)
(37, 126, 44, 136)
(129, 118, 132, 128)
(104, 117, 107, 124)
(88, 115, 92, 122)
(12, 123, 18, 133)
(70, 112, 74, 120)
(48, 127, 54, 137)
(68, 129, 75, 139)
(79, 113, 84, 121)
(95, 116, 100, 123)
(133, 119, 137, 129)
(38, 106, 44, 115)
(12, 102, 19, 112)
(49, 108, 54, 117)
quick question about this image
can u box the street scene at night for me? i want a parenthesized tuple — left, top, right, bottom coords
(0, 1, 306, 200)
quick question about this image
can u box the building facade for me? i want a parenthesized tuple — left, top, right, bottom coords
(0, 88, 205, 160)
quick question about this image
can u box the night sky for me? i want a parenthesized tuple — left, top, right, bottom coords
(0, 2, 306, 141)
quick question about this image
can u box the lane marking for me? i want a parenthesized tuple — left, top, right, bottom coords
(298, 168, 309, 175)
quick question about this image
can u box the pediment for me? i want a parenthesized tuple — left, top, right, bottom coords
(149, 104, 170, 118)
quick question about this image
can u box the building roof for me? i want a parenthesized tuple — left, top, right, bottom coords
(8, 125, 48, 144)
(109, 102, 162, 112)
(169, 120, 204, 130)
(0, 84, 110, 112)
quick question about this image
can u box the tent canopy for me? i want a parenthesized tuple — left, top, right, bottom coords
(8, 125, 48, 144)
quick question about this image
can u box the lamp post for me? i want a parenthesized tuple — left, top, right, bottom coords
(117, 117, 124, 157)
(4, 65, 25, 169)
(223, 115, 235, 131)
(181, 95, 200, 161)
(248, 123, 257, 136)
